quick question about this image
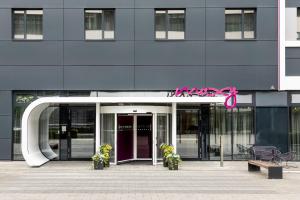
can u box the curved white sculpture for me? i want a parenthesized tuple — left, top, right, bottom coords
(22, 96, 225, 167)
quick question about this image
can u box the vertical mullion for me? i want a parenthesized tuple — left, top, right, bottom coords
(241, 9, 244, 39)
(166, 10, 169, 39)
(24, 10, 27, 39)
(101, 10, 104, 40)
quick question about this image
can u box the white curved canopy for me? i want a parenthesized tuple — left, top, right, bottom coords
(21, 96, 225, 167)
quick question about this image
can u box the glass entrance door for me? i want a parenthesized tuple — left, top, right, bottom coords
(137, 115, 152, 159)
(59, 105, 95, 160)
(117, 115, 134, 162)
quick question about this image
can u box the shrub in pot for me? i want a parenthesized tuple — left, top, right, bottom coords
(163, 145, 174, 167)
(100, 144, 112, 167)
(166, 153, 181, 170)
(91, 153, 104, 170)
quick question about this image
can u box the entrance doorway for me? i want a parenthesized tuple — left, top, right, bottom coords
(117, 114, 153, 163)
(59, 105, 95, 160)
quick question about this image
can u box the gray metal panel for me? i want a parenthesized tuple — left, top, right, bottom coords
(286, 48, 300, 58)
(116, 9, 134, 41)
(0, 139, 11, 160)
(135, 9, 154, 40)
(0, 0, 63, 8)
(135, 41, 205, 66)
(206, 8, 225, 40)
(44, 9, 63, 41)
(64, 66, 134, 90)
(286, 0, 300, 7)
(206, 41, 277, 66)
(256, 92, 288, 107)
(135, 0, 205, 8)
(286, 59, 300, 76)
(0, 116, 12, 139)
(206, 0, 277, 7)
(64, 0, 134, 9)
(63, 9, 84, 41)
(0, 91, 12, 115)
(0, 66, 63, 90)
(0, 9, 11, 40)
(0, 41, 63, 66)
(206, 66, 277, 90)
(256, 8, 278, 40)
(135, 66, 205, 90)
(63, 41, 134, 65)
(186, 8, 205, 40)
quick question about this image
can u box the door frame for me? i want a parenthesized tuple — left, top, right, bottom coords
(101, 105, 172, 165)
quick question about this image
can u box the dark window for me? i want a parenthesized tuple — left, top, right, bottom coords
(155, 9, 185, 40)
(13, 9, 43, 40)
(297, 8, 300, 40)
(225, 9, 256, 39)
(85, 9, 115, 40)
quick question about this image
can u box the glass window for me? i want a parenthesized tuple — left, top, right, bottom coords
(225, 9, 256, 39)
(155, 9, 185, 40)
(297, 8, 300, 40)
(85, 9, 115, 40)
(290, 107, 300, 160)
(232, 107, 254, 160)
(13, 9, 43, 40)
(101, 114, 115, 162)
(177, 109, 199, 158)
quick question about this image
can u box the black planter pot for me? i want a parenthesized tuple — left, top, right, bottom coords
(163, 157, 168, 167)
(94, 161, 104, 170)
(168, 160, 179, 170)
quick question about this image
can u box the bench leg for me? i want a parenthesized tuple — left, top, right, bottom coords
(268, 167, 283, 179)
(248, 163, 260, 172)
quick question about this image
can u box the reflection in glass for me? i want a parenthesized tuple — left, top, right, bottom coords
(155, 10, 167, 39)
(103, 10, 115, 39)
(232, 107, 254, 160)
(70, 107, 95, 159)
(290, 107, 300, 160)
(26, 10, 43, 40)
(101, 114, 115, 162)
(225, 10, 242, 39)
(177, 109, 199, 158)
(85, 10, 102, 40)
(244, 10, 255, 39)
(168, 10, 185, 39)
(13, 10, 25, 39)
(157, 114, 169, 160)
(209, 106, 232, 160)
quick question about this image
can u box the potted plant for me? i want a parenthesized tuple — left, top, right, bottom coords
(166, 153, 181, 170)
(100, 144, 112, 167)
(91, 153, 104, 170)
(163, 145, 174, 167)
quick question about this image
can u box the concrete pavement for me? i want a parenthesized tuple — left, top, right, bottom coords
(0, 161, 299, 200)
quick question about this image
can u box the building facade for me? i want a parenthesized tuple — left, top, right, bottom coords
(0, 0, 299, 165)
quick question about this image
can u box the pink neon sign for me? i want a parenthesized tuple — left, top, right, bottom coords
(168, 86, 238, 109)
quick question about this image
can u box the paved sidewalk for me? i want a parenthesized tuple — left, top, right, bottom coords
(0, 161, 300, 200)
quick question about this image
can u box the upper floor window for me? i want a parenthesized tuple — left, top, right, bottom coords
(155, 9, 185, 40)
(85, 9, 115, 40)
(225, 9, 256, 40)
(13, 9, 43, 40)
(297, 8, 300, 40)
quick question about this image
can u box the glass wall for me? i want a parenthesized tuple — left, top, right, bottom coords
(157, 114, 169, 160)
(209, 106, 254, 160)
(256, 107, 288, 152)
(100, 114, 115, 162)
(13, 91, 92, 160)
(177, 108, 200, 159)
(290, 107, 300, 160)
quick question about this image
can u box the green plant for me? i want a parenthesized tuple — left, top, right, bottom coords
(163, 145, 174, 158)
(99, 144, 112, 167)
(91, 153, 104, 165)
(160, 143, 168, 151)
(166, 153, 181, 170)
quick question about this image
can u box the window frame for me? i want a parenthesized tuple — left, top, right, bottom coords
(12, 8, 43, 41)
(225, 8, 257, 40)
(154, 8, 186, 41)
(84, 8, 116, 41)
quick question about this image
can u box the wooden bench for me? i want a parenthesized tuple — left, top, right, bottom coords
(248, 160, 283, 179)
